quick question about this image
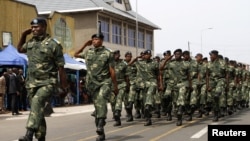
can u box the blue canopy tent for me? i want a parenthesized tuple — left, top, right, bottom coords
(63, 54, 86, 105)
(0, 44, 28, 73)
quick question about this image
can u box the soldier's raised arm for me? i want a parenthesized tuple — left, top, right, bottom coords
(17, 29, 32, 53)
(74, 40, 92, 58)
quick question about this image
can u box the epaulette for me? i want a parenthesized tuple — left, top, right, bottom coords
(105, 47, 113, 52)
(52, 38, 61, 44)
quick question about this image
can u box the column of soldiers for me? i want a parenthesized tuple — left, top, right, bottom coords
(111, 48, 249, 127)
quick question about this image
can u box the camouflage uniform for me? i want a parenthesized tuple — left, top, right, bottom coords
(207, 58, 226, 121)
(226, 63, 236, 114)
(246, 71, 250, 108)
(241, 67, 248, 108)
(134, 60, 145, 118)
(235, 65, 243, 109)
(166, 59, 190, 125)
(161, 59, 174, 119)
(79, 46, 114, 119)
(197, 61, 209, 117)
(126, 63, 137, 105)
(21, 34, 65, 139)
(185, 59, 199, 119)
(110, 58, 128, 125)
(135, 58, 159, 125)
(124, 62, 137, 121)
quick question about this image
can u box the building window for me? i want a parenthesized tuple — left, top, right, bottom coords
(146, 31, 153, 50)
(112, 20, 122, 44)
(128, 26, 135, 47)
(138, 29, 144, 48)
(116, 0, 122, 4)
(99, 16, 110, 42)
(123, 24, 127, 46)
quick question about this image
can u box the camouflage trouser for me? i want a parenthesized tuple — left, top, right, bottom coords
(109, 82, 126, 112)
(207, 79, 225, 111)
(247, 87, 250, 104)
(91, 84, 111, 118)
(142, 85, 157, 106)
(164, 82, 177, 112)
(241, 84, 248, 102)
(134, 88, 143, 111)
(114, 87, 126, 111)
(154, 90, 162, 105)
(227, 82, 236, 106)
(26, 85, 54, 139)
(175, 82, 188, 106)
(199, 84, 207, 105)
(235, 86, 242, 102)
(127, 84, 137, 103)
(189, 80, 199, 106)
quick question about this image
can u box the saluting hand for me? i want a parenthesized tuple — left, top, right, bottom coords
(22, 28, 32, 36)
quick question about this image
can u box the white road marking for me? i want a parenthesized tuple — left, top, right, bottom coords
(190, 122, 219, 138)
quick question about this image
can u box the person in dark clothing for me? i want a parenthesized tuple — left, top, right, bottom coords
(8, 68, 22, 115)
(17, 69, 27, 111)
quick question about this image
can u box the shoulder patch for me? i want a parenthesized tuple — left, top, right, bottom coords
(52, 38, 61, 44)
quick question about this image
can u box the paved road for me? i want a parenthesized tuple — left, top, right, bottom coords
(0, 104, 249, 141)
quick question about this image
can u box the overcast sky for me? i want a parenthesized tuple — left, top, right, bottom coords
(130, 0, 250, 64)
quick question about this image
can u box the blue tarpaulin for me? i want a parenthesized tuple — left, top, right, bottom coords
(0, 44, 28, 66)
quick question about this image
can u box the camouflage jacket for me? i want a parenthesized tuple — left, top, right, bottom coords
(207, 59, 226, 81)
(126, 62, 137, 85)
(22, 34, 65, 88)
(135, 59, 159, 87)
(168, 59, 190, 84)
(80, 46, 114, 89)
(114, 59, 128, 88)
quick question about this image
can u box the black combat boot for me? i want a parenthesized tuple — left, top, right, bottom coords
(134, 109, 141, 119)
(91, 110, 96, 117)
(96, 134, 105, 141)
(196, 105, 204, 118)
(126, 102, 133, 109)
(18, 129, 34, 141)
(220, 107, 226, 117)
(154, 104, 161, 118)
(237, 102, 242, 110)
(38, 137, 45, 141)
(228, 106, 233, 115)
(212, 111, 219, 122)
(113, 110, 121, 126)
(186, 104, 195, 121)
(126, 107, 134, 122)
(144, 105, 152, 126)
(176, 106, 183, 126)
(166, 110, 172, 121)
(96, 118, 106, 141)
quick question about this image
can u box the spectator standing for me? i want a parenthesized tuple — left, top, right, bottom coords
(17, 69, 27, 111)
(0, 70, 6, 113)
(8, 68, 21, 115)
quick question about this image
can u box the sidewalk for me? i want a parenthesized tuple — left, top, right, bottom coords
(0, 104, 95, 120)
